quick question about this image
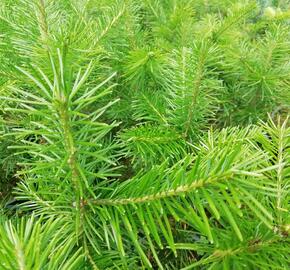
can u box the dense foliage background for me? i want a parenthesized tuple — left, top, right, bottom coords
(0, 0, 289, 269)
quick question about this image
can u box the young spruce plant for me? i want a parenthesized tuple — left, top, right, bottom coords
(0, 0, 289, 269)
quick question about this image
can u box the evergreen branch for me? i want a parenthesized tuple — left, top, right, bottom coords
(0, 215, 84, 269)
(214, 3, 257, 39)
(183, 47, 206, 137)
(37, 0, 49, 48)
(138, 93, 168, 124)
(120, 125, 187, 166)
(91, 175, 228, 206)
(255, 116, 290, 227)
(180, 236, 288, 269)
(92, 1, 126, 47)
(168, 43, 220, 138)
(275, 119, 288, 224)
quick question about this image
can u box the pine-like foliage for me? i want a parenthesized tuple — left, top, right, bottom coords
(0, 0, 289, 269)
